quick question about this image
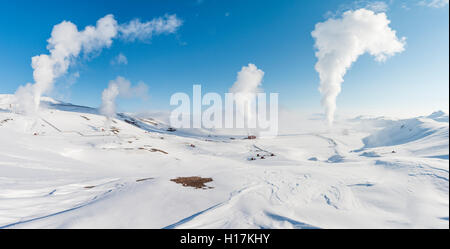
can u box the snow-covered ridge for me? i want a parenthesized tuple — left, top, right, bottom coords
(356, 113, 448, 159)
(427, 110, 449, 123)
(1, 94, 62, 105)
(363, 116, 448, 148)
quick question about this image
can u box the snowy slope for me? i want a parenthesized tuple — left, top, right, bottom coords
(0, 95, 448, 228)
(362, 115, 449, 159)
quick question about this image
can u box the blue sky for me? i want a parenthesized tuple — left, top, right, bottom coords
(0, 0, 448, 116)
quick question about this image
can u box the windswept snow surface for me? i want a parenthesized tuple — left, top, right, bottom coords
(0, 94, 448, 228)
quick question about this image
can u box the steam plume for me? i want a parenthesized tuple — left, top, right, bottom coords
(311, 8, 405, 125)
(100, 76, 148, 128)
(14, 14, 181, 114)
(229, 63, 264, 129)
(14, 14, 118, 114)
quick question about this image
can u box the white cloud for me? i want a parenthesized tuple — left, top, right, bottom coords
(365, 1, 389, 12)
(111, 53, 128, 65)
(419, 0, 449, 8)
(324, 1, 391, 18)
(119, 14, 182, 42)
(312, 8, 406, 125)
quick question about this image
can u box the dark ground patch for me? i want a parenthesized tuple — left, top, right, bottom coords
(136, 177, 154, 182)
(170, 176, 213, 189)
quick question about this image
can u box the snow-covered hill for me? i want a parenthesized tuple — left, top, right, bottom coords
(0, 94, 448, 228)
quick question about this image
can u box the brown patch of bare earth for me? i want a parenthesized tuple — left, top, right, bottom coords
(170, 177, 213, 189)
(110, 127, 120, 134)
(150, 148, 168, 154)
(136, 147, 168, 154)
